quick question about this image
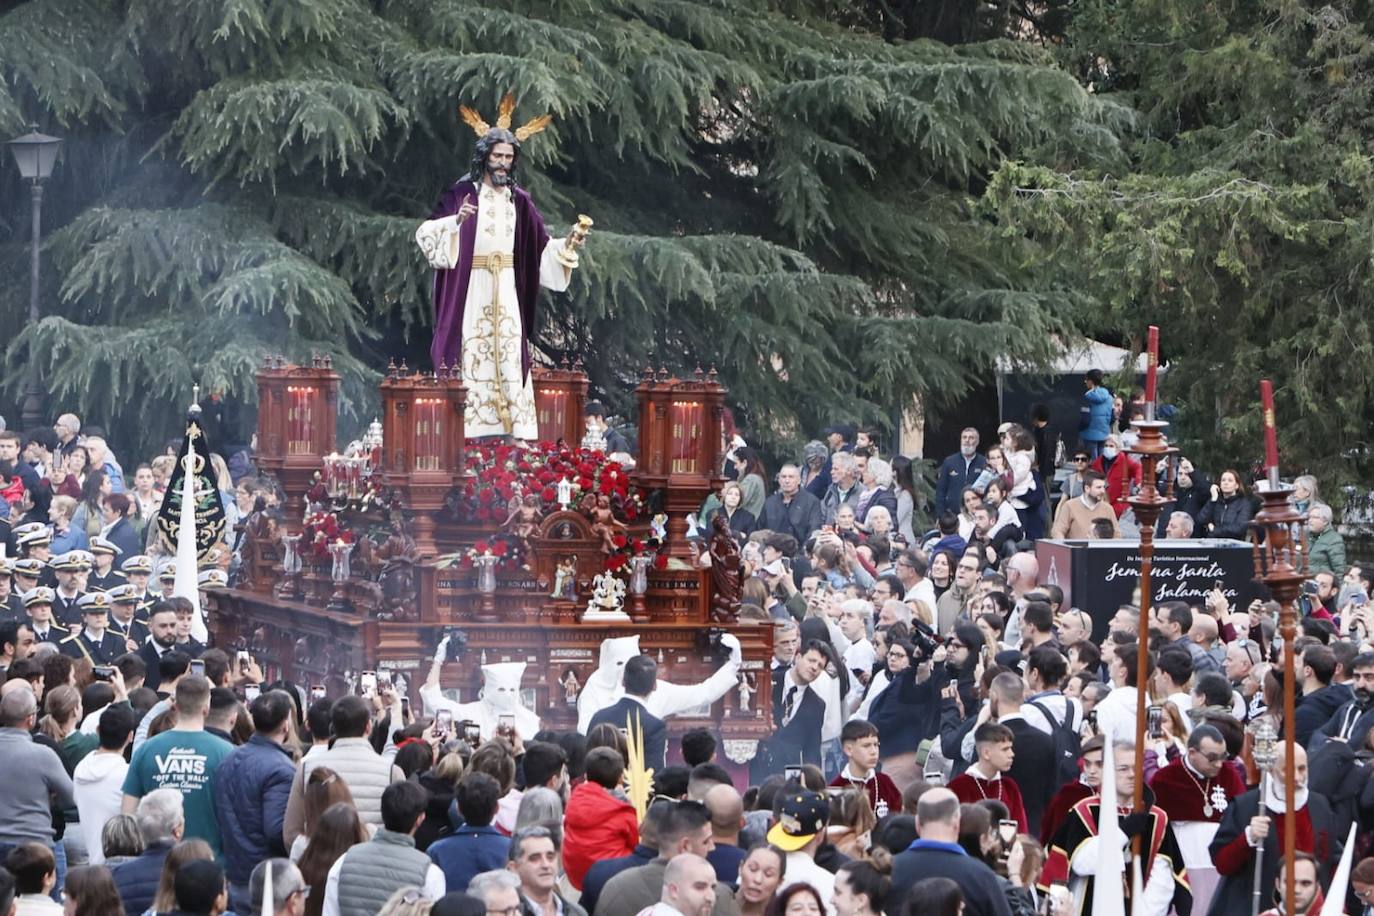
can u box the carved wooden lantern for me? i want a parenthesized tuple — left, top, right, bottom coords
(532, 359, 589, 446)
(255, 355, 340, 528)
(633, 366, 726, 551)
(379, 361, 467, 557)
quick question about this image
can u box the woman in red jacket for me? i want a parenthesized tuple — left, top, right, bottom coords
(561, 746, 640, 889)
(1091, 435, 1141, 518)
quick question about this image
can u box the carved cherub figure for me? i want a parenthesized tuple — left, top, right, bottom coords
(588, 493, 626, 553)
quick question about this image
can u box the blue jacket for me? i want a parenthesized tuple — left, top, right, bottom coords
(1080, 386, 1113, 442)
(213, 734, 295, 884)
(112, 840, 173, 916)
(935, 452, 987, 516)
(428, 823, 510, 894)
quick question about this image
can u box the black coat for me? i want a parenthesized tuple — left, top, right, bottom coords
(1295, 682, 1353, 746)
(751, 668, 824, 782)
(1005, 718, 1058, 837)
(704, 506, 756, 542)
(758, 490, 824, 546)
(590, 697, 667, 773)
(1198, 493, 1255, 540)
(138, 641, 167, 693)
(1206, 788, 1340, 916)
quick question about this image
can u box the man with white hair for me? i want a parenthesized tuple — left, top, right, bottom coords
(250, 859, 307, 916)
(467, 870, 523, 915)
(1307, 503, 1347, 576)
(112, 789, 185, 915)
(81, 436, 125, 493)
(876, 598, 912, 629)
(1164, 510, 1195, 539)
(821, 452, 861, 526)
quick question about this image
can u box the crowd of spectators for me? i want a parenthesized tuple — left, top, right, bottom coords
(0, 375, 1362, 916)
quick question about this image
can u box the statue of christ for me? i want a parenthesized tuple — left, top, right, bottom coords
(415, 97, 584, 441)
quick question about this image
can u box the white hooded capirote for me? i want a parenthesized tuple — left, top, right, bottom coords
(421, 659, 541, 741)
(575, 632, 743, 733)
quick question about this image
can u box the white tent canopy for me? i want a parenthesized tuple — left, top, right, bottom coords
(996, 336, 1153, 376)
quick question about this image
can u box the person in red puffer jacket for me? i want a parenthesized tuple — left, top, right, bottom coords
(561, 746, 639, 890)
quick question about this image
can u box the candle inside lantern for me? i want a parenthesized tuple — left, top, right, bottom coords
(1260, 379, 1280, 489)
(1144, 325, 1159, 412)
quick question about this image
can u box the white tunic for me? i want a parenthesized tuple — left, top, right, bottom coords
(415, 183, 571, 439)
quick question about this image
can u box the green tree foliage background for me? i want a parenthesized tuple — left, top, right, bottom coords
(0, 0, 1121, 460)
(985, 0, 1374, 485)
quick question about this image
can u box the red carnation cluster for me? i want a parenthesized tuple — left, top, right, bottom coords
(456, 534, 526, 573)
(603, 531, 667, 574)
(454, 443, 644, 523)
(301, 510, 355, 563)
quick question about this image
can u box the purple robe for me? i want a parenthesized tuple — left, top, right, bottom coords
(427, 179, 552, 378)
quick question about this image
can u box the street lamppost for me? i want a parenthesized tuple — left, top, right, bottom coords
(6, 125, 63, 431)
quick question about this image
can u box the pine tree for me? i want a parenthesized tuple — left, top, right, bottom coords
(985, 0, 1374, 484)
(0, 0, 1120, 458)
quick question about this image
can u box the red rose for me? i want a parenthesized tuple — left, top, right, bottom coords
(541, 486, 557, 502)
(477, 489, 495, 505)
(491, 540, 508, 557)
(633, 539, 645, 553)
(578, 477, 593, 491)
(613, 534, 627, 549)
(653, 554, 669, 570)
(606, 554, 626, 572)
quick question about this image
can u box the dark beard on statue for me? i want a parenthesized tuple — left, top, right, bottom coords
(487, 161, 513, 186)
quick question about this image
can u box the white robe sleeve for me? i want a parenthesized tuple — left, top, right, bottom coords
(540, 237, 573, 291)
(650, 658, 741, 719)
(415, 215, 463, 269)
(1069, 836, 1101, 875)
(1140, 853, 1177, 916)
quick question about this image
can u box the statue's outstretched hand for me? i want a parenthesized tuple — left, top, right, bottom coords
(720, 633, 742, 665)
(434, 635, 450, 664)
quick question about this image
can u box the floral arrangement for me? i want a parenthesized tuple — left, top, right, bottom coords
(301, 508, 355, 564)
(436, 533, 529, 574)
(454, 442, 644, 523)
(604, 533, 669, 573)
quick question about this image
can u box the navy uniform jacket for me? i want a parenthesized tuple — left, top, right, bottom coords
(53, 590, 86, 626)
(61, 629, 126, 665)
(108, 615, 150, 646)
(0, 594, 24, 623)
(88, 569, 127, 593)
(751, 667, 825, 783)
(589, 697, 667, 773)
(29, 621, 69, 645)
(935, 451, 988, 516)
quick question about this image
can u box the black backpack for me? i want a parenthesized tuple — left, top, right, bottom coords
(1027, 698, 1082, 786)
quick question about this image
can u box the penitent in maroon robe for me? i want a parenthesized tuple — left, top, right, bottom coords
(425, 179, 552, 377)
